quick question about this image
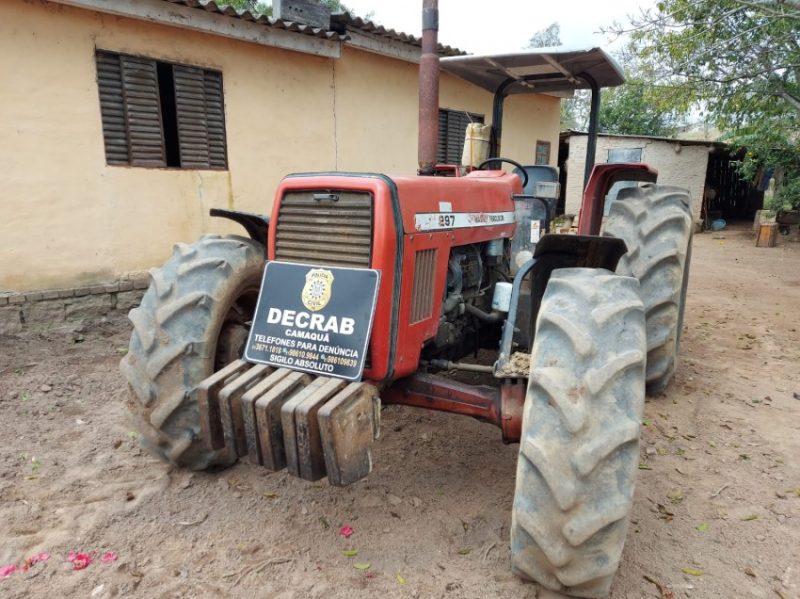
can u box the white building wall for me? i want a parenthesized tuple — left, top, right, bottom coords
(564, 135, 711, 224)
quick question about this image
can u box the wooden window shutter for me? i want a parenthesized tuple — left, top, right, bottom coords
(173, 65, 209, 168)
(120, 55, 166, 167)
(96, 51, 130, 165)
(437, 110, 485, 165)
(445, 112, 464, 164)
(173, 66, 228, 169)
(437, 111, 448, 164)
(96, 51, 226, 169)
(204, 70, 228, 169)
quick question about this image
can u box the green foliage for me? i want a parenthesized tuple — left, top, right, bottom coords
(223, 0, 353, 17)
(776, 177, 800, 210)
(598, 80, 683, 136)
(607, 0, 800, 204)
(225, 0, 271, 15)
(560, 90, 590, 131)
(559, 48, 690, 136)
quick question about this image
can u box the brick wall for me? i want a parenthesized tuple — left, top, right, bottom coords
(564, 135, 711, 224)
(0, 274, 147, 334)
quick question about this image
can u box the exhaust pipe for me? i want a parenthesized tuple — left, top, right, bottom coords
(417, 0, 439, 176)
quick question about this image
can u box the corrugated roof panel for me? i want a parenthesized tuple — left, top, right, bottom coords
(162, 0, 348, 40)
(331, 14, 466, 57)
(159, 1, 467, 55)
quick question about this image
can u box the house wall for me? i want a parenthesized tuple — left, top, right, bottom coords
(0, 0, 560, 292)
(564, 135, 710, 223)
(334, 47, 561, 174)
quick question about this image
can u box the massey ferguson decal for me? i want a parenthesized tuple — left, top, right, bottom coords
(414, 211, 515, 232)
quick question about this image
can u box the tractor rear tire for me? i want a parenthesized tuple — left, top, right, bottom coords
(120, 235, 264, 470)
(602, 184, 692, 395)
(511, 268, 646, 598)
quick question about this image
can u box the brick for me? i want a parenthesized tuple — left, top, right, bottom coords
(65, 294, 114, 320)
(9, 295, 25, 305)
(25, 292, 44, 302)
(0, 296, 8, 307)
(41, 290, 61, 300)
(104, 282, 120, 293)
(23, 300, 65, 325)
(73, 287, 92, 297)
(58, 289, 76, 298)
(116, 290, 144, 312)
(118, 280, 134, 292)
(90, 285, 108, 295)
(133, 278, 149, 290)
(0, 306, 22, 335)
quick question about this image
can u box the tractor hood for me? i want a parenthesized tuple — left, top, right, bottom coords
(440, 47, 625, 95)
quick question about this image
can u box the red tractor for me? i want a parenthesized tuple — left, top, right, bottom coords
(121, 4, 692, 597)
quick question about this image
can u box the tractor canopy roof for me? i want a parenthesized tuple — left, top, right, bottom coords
(440, 47, 624, 95)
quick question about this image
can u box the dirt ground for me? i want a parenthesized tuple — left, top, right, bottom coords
(1, 225, 799, 599)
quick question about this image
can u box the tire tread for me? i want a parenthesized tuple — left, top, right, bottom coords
(120, 235, 264, 470)
(602, 183, 692, 394)
(511, 268, 646, 598)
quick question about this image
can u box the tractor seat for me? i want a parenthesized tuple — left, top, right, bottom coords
(512, 165, 559, 196)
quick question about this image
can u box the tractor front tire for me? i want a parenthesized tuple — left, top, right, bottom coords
(511, 268, 646, 598)
(120, 235, 264, 470)
(602, 183, 692, 395)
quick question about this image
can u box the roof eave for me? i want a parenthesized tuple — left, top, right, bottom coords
(48, 0, 344, 58)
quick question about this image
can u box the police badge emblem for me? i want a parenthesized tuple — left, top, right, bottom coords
(301, 268, 334, 312)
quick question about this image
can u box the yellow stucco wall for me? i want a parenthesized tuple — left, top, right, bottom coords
(0, 0, 560, 292)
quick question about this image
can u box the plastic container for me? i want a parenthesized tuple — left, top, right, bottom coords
(491, 282, 513, 312)
(461, 123, 491, 168)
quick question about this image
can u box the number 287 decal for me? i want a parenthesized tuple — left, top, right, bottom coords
(414, 211, 515, 232)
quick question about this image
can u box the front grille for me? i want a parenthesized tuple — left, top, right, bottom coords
(275, 191, 372, 268)
(410, 249, 437, 323)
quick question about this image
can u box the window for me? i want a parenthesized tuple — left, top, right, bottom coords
(437, 109, 484, 165)
(605, 147, 644, 211)
(95, 50, 228, 169)
(607, 147, 642, 163)
(535, 140, 551, 165)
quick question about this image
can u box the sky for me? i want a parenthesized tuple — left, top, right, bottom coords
(342, 0, 654, 55)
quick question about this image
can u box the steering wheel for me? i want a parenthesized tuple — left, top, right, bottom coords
(476, 157, 528, 189)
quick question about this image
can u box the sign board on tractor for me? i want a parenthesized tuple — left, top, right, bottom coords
(244, 261, 379, 381)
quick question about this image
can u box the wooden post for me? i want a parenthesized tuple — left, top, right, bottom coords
(756, 223, 778, 247)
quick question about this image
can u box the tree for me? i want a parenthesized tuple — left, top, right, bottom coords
(560, 90, 590, 131)
(607, 0, 800, 206)
(596, 46, 690, 136)
(559, 46, 690, 136)
(599, 83, 681, 136)
(225, 0, 271, 15)
(527, 22, 561, 49)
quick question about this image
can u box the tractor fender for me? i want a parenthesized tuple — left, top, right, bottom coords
(498, 234, 628, 366)
(527, 234, 628, 329)
(210, 208, 269, 248)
